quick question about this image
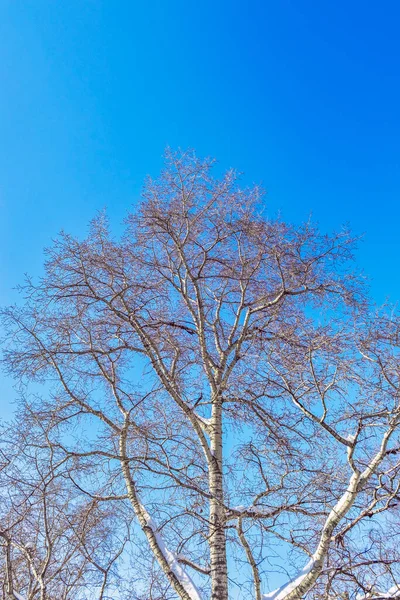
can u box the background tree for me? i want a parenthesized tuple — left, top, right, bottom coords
(0, 418, 128, 600)
(2, 150, 400, 599)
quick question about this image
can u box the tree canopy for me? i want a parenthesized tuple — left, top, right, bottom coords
(2, 150, 400, 600)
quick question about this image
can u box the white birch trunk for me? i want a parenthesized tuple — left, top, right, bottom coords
(271, 424, 398, 600)
(119, 427, 195, 600)
(209, 400, 229, 600)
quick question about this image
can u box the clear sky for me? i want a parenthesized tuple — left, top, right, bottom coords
(1, 0, 400, 413)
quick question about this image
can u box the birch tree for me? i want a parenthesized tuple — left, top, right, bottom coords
(2, 150, 400, 599)
(0, 419, 128, 600)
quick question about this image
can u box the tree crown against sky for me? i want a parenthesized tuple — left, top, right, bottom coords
(2, 150, 400, 600)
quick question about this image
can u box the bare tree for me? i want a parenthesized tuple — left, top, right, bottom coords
(0, 418, 127, 600)
(2, 149, 400, 599)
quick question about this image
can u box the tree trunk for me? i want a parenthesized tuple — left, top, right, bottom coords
(119, 428, 193, 600)
(209, 401, 229, 600)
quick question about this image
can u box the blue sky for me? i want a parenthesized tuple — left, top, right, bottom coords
(1, 1, 400, 410)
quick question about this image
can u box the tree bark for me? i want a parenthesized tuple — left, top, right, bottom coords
(119, 426, 194, 600)
(209, 400, 229, 600)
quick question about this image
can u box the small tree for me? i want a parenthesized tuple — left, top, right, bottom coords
(2, 150, 400, 599)
(0, 418, 127, 600)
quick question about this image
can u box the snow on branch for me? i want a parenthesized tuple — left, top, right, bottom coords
(356, 585, 400, 599)
(232, 505, 274, 517)
(140, 505, 203, 600)
(262, 557, 315, 600)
